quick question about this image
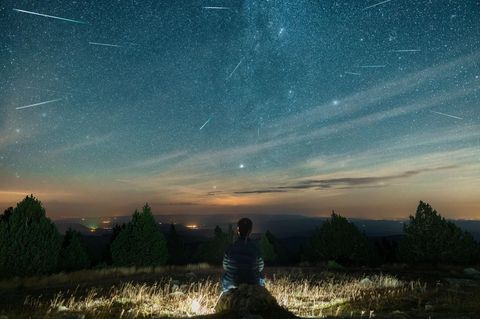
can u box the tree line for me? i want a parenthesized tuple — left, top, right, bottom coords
(0, 195, 479, 278)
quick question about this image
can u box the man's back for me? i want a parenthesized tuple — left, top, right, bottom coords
(222, 238, 264, 287)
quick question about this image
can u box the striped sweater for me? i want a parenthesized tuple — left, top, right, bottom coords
(222, 237, 264, 286)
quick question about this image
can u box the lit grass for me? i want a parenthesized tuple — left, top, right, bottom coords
(20, 272, 414, 318)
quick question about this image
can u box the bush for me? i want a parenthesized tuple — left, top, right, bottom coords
(399, 201, 479, 264)
(0, 195, 62, 278)
(111, 203, 168, 266)
(303, 211, 376, 265)
(59, 228, 91, 271)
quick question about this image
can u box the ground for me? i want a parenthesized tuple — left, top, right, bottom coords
(0, 264, 479, 319)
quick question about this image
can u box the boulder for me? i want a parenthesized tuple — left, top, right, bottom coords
(215, 285, 297, 319)
(464, 268, 480, 278)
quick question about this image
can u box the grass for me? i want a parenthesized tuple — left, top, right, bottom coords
(2, 266, 480, 318)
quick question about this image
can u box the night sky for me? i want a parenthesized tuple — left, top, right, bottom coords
(1, 0, 479, 219)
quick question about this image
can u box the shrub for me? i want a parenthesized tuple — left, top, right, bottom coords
(59, 228, 91, 271)
(303, 211, 376, 265)
(111, 203, 168, 266)
(0, 195, 62, 278)
(399, 201, 479, 264)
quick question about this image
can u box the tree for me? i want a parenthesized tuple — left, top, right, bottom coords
(167, 224, 188, 265)
(303, 211, 376, 265)
(195, 225, 234, 264)
(260, 232, 277, 263)
(0, 195, 62, 278)
(399, 201, 479, 264)
(59, 228, 91, 271)
(111, 203, 168, 266)
(102, 223, 126, 265)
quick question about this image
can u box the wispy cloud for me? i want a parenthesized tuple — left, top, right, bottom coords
(234, 165, 458, 194)
(115, 151, 187, 171)
(48, 134, 114, 155)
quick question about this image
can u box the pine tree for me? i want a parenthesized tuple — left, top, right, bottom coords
(260, 232, 277, 263)
(111, 203, 168, 266)
(195, 225, 233, 264)
(303, 211, 376, 265)
(0, 195, 62, 278)
(59, 228, 91, 271)
(399, 201, 479, 264)
(167, 224, 188, 265)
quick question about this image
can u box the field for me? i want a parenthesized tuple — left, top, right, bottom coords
(1, 264, 480, 319)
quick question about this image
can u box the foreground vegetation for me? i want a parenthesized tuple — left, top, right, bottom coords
(1, 265, 480, 318)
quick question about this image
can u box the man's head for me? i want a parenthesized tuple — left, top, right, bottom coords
(237, 217, 253, 238)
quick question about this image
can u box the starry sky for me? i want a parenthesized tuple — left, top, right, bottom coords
(1, 0, 479, 220)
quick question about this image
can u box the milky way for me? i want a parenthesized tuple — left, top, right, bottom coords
(1, 0, 479, 218)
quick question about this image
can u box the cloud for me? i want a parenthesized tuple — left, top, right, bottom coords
(234, 165, 459, 194)
(48, 133, 114, 155)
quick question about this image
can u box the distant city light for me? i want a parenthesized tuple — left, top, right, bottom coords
(186, 224, 198, 229)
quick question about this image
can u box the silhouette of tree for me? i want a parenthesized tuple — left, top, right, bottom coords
(111, 203, 168, 266)
(167, 224, 188, 265)
(303, 211, 376, 265)
(0, 195, 62, 278)
(260, 232, 277, 263)
(59, 228, 91, 271)
(399, 201, 479, 264)
(195, 225, 234, 264)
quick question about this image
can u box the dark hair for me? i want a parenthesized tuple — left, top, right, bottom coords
(237, 218, 253, 238)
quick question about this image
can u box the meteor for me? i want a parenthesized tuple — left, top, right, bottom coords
(430, 110, 463, 120)
(226, 57, 245, 80)
(358, 65, 386, 68)
(202, 6, 230, 10)
(89, 42, 122, 48)
(16, 98, 62, 110)
(389, 49, 421, 52)
(199, 118, 211, 130)
(363, 0, 392, 10)
(13, 8, 88, 25)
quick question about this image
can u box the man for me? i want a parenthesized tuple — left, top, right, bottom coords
(221, 218, 265, 292)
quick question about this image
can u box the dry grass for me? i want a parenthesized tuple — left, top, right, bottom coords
(21, 272, 417, 318)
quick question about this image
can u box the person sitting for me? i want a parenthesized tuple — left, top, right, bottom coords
(221, 217, 265, 292)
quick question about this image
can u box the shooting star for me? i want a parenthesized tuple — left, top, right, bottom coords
(389, 49, 421, 52)
(363, 0, 392, 10)
(345, 71, 362, 76)
(199, 118, 211, 130)
(430, 110, 463, 120)
(358, 65, 386, 68)
(226, 57, 245, 80)
(13, 8, 88, 25)
(16, 98, 62, 110)
(89, 42, 122, 48)
(202, 6, 231, 10)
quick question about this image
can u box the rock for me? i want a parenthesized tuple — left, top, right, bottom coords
(388, 310, 410, 319)
(464, 267, 480, 277)
(185, 271, 196, 279)
(445, 277, 479, 288)
(215, 284, 297, 319)
(359, 277, 374, 287)
(425, 304, 433, 311)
